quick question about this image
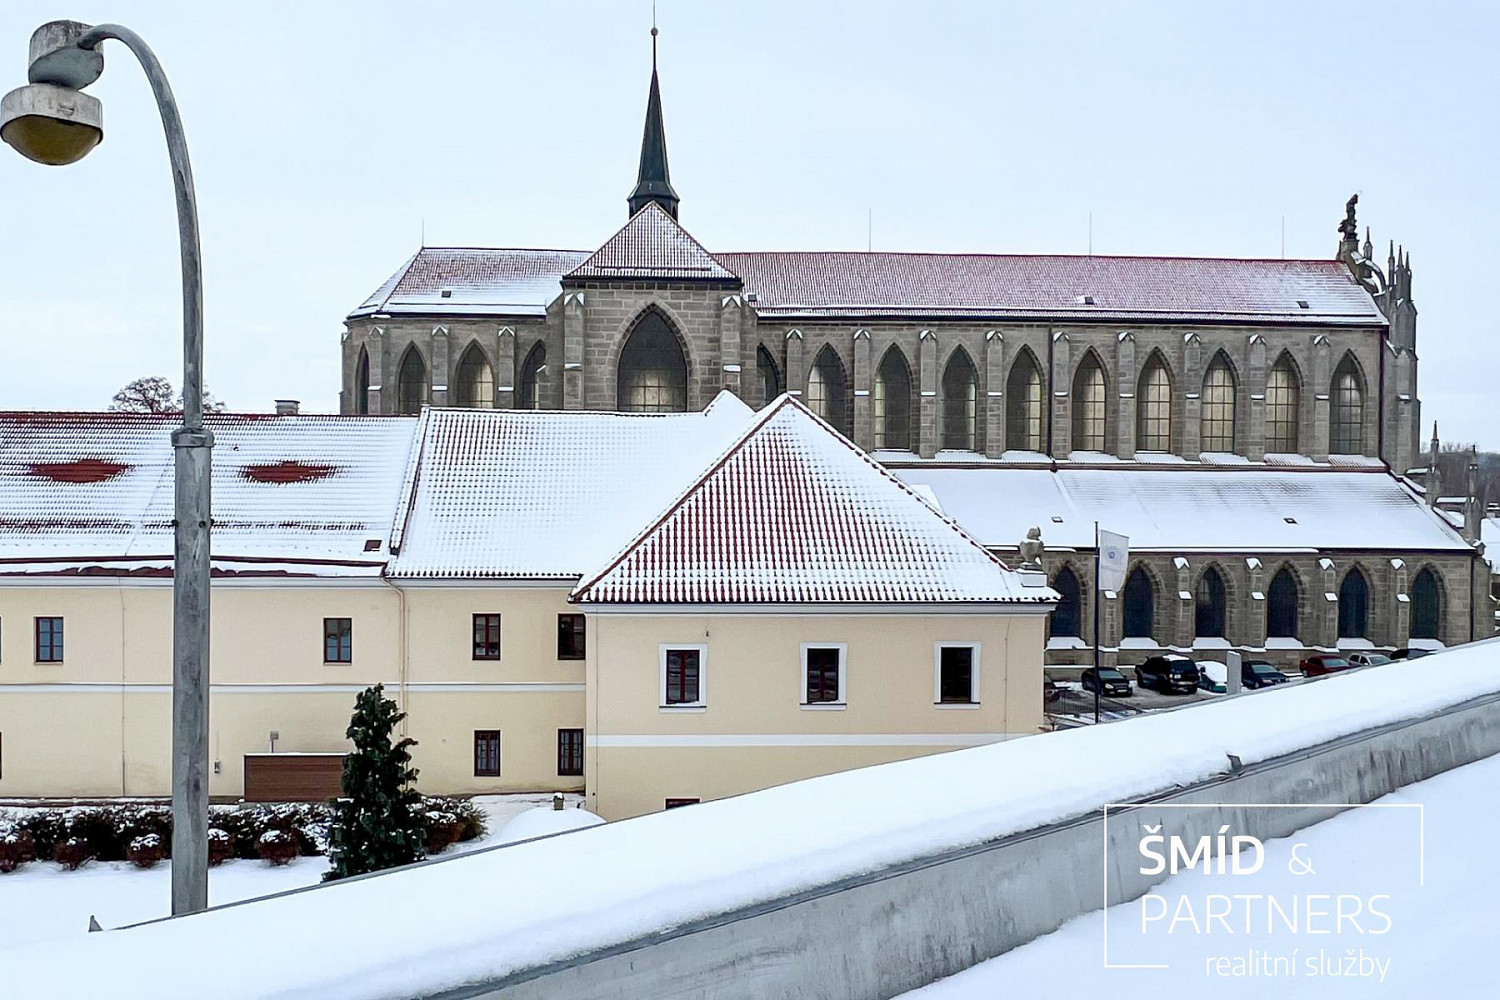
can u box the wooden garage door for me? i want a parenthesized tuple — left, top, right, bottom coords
(243, 753, 346, 802)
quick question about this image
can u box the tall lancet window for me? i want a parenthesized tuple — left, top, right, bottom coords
(941, 349, 978, 451)
(397, 347, 427, 416)
(1136, 354, 1172, 452)
(1071, 353, 1107, 453)
(1200, 355, 1236, 453)
(1006, 352, 1044, 452)
(1330, 355, 1365, 454)
(1266, 356, 1301, 453)
(454, 344, 495, 409)
(618, 311, 688, 412)
(873, 347, 913, 451)
(519, 342, 546, 410)
(807, 346, 849, 436)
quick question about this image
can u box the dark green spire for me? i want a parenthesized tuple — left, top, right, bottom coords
(628, 27, 680, 220)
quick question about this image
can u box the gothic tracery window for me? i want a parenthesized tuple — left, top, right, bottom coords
(807, 345, 849, 435)
(1330, 355, 1365, 454)
(1051, 567, 1082, 638)
(454, 343, 495, 409)
(941, 349, 978, 451)
(1071, 353, 1106, 453)
(1200, 355, 1236, 453)
(519, 342, 546, 410)
(1006, 351, 1044, 452)
(1122, 567, 1154, 639)
(1338, 568, 1370, 639)
(355, 347, 370, 415)
(1265, 356, 1301, 453)
(397, 347, 427, 415)
(1267, 567, 1299, 639)
(618, 311, 688, 413)
(874, 347, 913, 451)
(757, 345, 781, 407)
(1410, 568, 1441, 641)
(1194, 567, 1227, 638)
(1136, 354, 1172, 452)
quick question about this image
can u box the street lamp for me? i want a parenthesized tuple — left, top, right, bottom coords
(3, 20, 213, 917)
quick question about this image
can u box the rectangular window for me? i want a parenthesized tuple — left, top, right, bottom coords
(323, 618, 352, 663)
(557, 728, 584, 776)
(664, 798, 699, 810)
(557, 614, 586, 660)
(474, 730, 502, 776)
(802, 644, 846, 705)
(472, 614, 502, 660)
(936, 643, 980, 704)
(661, 646, 705, 706)
(34, 617, 63, 663)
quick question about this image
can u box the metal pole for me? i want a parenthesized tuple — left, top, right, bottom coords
(1093, 521, 1101, 725)
(80, 23, 212, 916)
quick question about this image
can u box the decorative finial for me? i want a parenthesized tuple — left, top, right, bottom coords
(1339, 194, 1358, 243)
(1019, 526, 1045, 571)
(651, 3, 658, 67)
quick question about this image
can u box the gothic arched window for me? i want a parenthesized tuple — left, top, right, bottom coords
(807, 345, 849, 435)
(355, 347, 370, 415)
(757, 344, 781, 406)
(618, 311, 689, 412)
(1330, 355, 1365, 454)
(1195, 567, 1227, 638)
(1266, 355, 1301, 453)
(1006, 351, 1044, 452)
(1136, 354, 1172, 452)
(1051, 567, 1082, 638)
(1338, 568, 1370, 639)
(1267, 567, 1299, 639)
(1071, 353, 1107, 453)
(1122, 567, 1154, 639)
(454, 343, 495, 409)
(1200, 355, 1237, 453)
(519, 341, 546, 410)
(941, 349, 978, 451)
(874, 347, 913, 451)
(397, 347, 427, 415)
(1410, 568, 1441, 640)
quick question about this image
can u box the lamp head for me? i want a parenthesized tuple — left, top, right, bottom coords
(1, 83, 102, 164)
(2, 21, 104, 165)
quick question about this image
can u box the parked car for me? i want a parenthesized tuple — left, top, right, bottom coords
(1195, 660, 1227, 694)
(1389, 648, 1433, 661)
(1081, 667, 1133, 697)
(1136, 655, 1200, 693)
(1299, 654, 1352, 677)
(1347, 651, 1393, 668)
(1241, 659, 1290, 689)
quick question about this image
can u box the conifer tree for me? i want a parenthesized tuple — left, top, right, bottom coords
(324, 683, 425, 881)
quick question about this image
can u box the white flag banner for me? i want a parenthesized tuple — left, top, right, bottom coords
(1098, 529, 1129, 592)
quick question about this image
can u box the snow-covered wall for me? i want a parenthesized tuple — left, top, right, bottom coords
(9, 641, 1500, 1000)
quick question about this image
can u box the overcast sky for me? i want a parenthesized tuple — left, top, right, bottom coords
(1, 1, 1496, 446)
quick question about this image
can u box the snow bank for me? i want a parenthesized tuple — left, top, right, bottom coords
(6, 640, 1499, 1000)
(496, 806, 605, 845)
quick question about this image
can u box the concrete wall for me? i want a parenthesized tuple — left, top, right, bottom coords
(449, 687, 1500, 1000)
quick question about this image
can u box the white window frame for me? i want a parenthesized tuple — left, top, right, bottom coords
(800, 642, 848, 710)
(934, 641, 981, 708)
(659, 643, 708, 712)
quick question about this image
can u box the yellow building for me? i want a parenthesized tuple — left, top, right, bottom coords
(0, 396, 1053, 819)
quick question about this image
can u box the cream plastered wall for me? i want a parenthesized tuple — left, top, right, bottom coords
(0, 582, 586, 798)
(584, 610, 1048, 819)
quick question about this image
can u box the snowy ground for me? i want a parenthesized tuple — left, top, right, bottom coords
(0, 793, 582, 950)
(901, 752, 1500, 998)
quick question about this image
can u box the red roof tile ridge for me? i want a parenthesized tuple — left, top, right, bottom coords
(719, 249, 1345, 265)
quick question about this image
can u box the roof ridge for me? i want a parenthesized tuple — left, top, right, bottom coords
(717, 249, 1343, 265)
(565, 202, 738, 282)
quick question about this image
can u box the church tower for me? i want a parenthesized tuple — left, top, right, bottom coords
(627, 27, 680, 220)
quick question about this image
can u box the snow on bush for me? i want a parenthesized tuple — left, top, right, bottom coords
(52, 836, 92, 871)
(207, 827, 234, 867)
(126, 834, 165, 869)
(0, 823, 37, 873)
(255, 829, 298, 867)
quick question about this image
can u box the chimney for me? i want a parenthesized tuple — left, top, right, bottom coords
(274, 399, 300, 416)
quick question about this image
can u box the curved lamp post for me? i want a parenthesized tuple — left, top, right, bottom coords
(3, 20, 213, 916)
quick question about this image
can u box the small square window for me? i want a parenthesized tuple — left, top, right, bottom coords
(473, 614, 502, 660)
(557, 614, 586, 660)
(474, 730, 502, 776)
(35, 617, 63, 663)
(557, 728, 584, 776)
(323, 618, 352, 663)
(936, 643, 979, 704)
(802, 644, 846, 705)
(662, 646, 705, 706)
(664, 798, 700, 810)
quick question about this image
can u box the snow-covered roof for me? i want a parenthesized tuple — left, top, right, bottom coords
(572, 397, 1046, 605)
(0, 413, 418, 577)
(1483, 518, 1499, 573)
(717, 252, 1385, 325)
(349, 248, 588, 319)
(565, 202, 739, 282)
(387, 393, 756, 579)
(351, 247, 1384, 327)
(12, 638, 1498, 999)
(895, 467, 1470, 553)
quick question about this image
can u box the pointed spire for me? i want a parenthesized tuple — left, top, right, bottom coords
(627, 24, 680, 220)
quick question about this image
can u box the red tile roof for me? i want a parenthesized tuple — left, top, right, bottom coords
(351, 248, 589, 319)
(566, 202, 738, 282)
(716, 251, 1385, 325)
(571, 397, 1049, 605)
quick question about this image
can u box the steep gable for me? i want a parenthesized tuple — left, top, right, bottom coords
(571, 397, 1050, 605)
(566, 202, 738, 282)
